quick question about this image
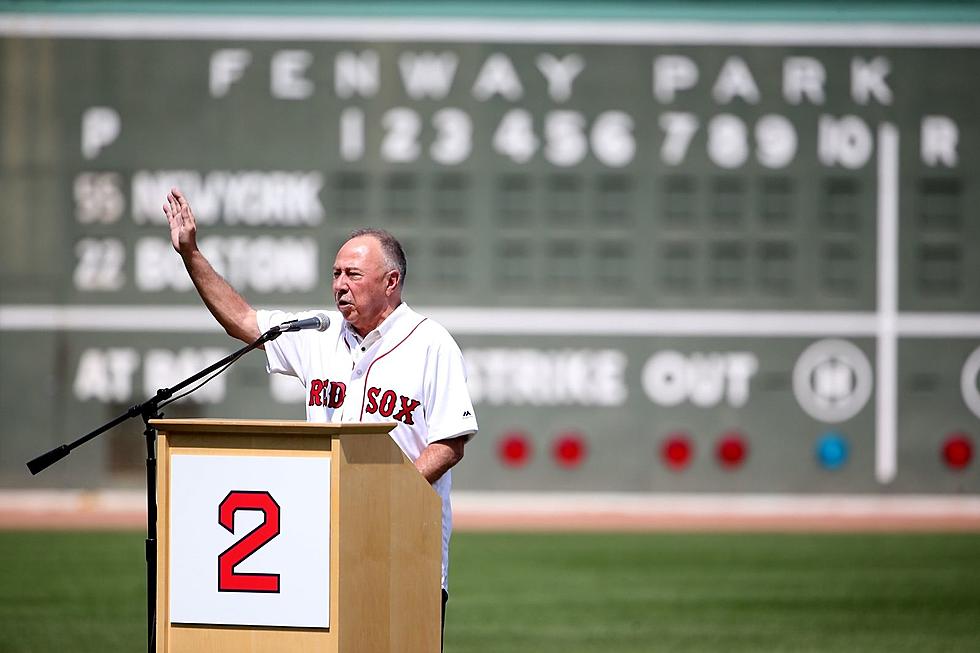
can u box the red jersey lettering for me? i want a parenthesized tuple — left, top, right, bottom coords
(378, 390, 397, 417)
(327, 381, 346, 408)
(308, 379, 324, 406)
(365, 386, 381, 414)
(393, 396, 421, 425)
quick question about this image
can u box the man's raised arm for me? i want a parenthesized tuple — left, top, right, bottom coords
(164, 188, 260, 344)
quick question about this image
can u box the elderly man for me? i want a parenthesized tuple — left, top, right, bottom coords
(164, 188, 477, 645)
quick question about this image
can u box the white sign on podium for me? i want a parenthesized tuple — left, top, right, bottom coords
(168, 454, 331, 628)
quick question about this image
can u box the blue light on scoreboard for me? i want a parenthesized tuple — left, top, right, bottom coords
(816, 432, 850, 470)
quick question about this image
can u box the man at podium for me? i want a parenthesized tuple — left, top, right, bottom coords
(163, 188, 478, 644)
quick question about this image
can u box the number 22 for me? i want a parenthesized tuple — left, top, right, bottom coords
(217, 491, 281, 593)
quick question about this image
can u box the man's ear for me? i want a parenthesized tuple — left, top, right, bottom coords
(385, 269, 401, 295)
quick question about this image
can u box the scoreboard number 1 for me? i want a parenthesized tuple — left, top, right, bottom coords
(217, 490, 282, 593)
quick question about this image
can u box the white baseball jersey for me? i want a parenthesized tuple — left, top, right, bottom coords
(255, 302, 478, 589)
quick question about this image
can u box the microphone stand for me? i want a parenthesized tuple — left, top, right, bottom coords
(26, 325, 285, 653)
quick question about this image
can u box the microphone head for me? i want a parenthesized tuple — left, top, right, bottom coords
(314, 313, 331, 332)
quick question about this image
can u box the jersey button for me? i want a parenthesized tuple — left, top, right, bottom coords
(354, 369, 363, 377)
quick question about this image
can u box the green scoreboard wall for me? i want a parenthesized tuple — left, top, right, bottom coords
(1, 10, 978, 492)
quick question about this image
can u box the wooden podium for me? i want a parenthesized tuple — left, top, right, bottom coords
(151, 419, 441, 653)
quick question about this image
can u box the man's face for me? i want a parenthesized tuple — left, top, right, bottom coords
(332, 236, 397, 333)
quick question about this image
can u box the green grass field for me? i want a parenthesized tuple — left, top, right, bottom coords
(1, 531, 979, 652)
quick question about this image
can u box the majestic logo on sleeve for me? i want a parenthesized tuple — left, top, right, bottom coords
(364, 387, 421, 425)
(308, 379, 347, 408)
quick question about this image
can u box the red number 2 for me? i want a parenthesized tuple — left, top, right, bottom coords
(217, 490, 281, 593)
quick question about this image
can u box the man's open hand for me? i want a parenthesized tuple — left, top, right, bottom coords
(163, 187, 198, 257)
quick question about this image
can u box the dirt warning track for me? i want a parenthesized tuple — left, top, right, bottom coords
(2, 490, 980, 532)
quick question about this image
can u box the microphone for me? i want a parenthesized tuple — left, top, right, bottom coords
(277, 313, 330, 333)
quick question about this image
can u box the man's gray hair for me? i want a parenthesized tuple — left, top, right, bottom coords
(347, 228, 407, 287)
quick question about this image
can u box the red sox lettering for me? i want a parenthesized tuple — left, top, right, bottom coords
(307, 379, 421, 425)
(308, 379, 346, 408)
(364, 386, 422, 425)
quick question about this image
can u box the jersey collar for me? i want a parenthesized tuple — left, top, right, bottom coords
(341, 302, 410, 349)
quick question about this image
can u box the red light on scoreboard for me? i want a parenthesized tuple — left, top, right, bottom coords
(553, 432, 587, 468)
(498, 432, 532, 467)
(942, 433, 973, 470)
(661, 433, 693, 470)
(716, 432, 748, 468)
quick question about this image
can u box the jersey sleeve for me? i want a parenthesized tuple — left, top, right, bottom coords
(255, 308, 317, 385)
(423, 330, 478, 445)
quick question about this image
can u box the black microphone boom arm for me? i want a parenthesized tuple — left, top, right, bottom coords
(25, 323, 285, 653)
